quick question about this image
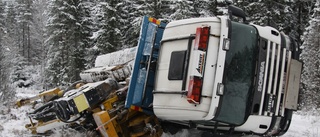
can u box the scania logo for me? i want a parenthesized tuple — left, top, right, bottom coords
(258, 61, 265, 92)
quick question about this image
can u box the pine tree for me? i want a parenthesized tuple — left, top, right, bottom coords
(78, 0, 94, 68)
(0, 1, 5, 41)
(3, 2, 15, 37)
(159, 0, 174, 20)
(29, 0, 48, 65)
(93, 0, 122, 55)
(146, 0, 162, 18)
(119, 0, 175, 49)
(85, 0, 100, 68)
(11, 54, 29, 87)
(121, 0, 139, 48)
(300, 1, 320, 109)
(193, 0, 209, 17)
(15, 0, 34, 63)
(235, 0, 304, 42)
(45, 0, 75, 87)
(132, 0, 152, 18)
(45, 0, 93, 87)
(0, 1, 16, 102)
(4, 3, 18, 49)
(68, 0, 93, 81)
(206, 0, 219, 16)
(235, 1, 268, 25)
(0, 1, 6, 101)
(125, 0, 167, 49)
(169, 0, 196, 20)
(45, 0, 66, 87)
(292, 0, 316, 44)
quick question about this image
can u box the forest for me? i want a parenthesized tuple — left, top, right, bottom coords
(0, 0, 319, 111)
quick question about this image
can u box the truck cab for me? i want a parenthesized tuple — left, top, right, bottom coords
(125, 5, 301, 136)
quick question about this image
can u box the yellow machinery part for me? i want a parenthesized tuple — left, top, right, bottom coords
(93, 94, 123, 137)
(25, 118, 67, 135)
(102, 94, 119, 110)
(93, 90, 163, 137)
(93, 111, 119, 137)
(128, 113, 162, 137)
(16, 88, 62, 107)
(39, 88, 62, 96)
(73, 94, 90, 113)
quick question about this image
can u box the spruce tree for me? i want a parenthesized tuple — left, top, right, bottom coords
(0, 1, 7, 101)
(45, 0, 68, 87)
(93, 0, 122, 55)
(29, 0, 48, 65)
(300, 1, 320, 109)
(4, 3, 18, 49)
(45, 0, 77, 87)
(292, 0, 316, 44)
(45, 0, 94, 87)
(206, 0, 219, 16)
(145, 0, 162, 18)
(68, 0, 93, 81)
(121, 0, 139, 48)
(15, 0, 34, 63)
(0, 1, 5, 40)
(169, 0, 196, 20)
(78, 0, 94, 68)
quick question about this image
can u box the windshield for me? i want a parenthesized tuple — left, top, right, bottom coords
(214, 21, 258, 125)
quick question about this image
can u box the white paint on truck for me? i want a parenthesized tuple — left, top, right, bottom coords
(153, 17, 226, 121)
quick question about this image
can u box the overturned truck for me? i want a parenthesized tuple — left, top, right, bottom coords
(18, 5, 302, 137)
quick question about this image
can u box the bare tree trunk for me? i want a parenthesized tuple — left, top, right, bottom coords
(27, 23, 31, 64)
(298, 0, 302, 44)
(22, 22, 25, 57)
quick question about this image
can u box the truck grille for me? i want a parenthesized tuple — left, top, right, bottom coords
(259, 41, 291, 116)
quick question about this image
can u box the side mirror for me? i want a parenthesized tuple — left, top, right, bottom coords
(228, 5, 246, 22)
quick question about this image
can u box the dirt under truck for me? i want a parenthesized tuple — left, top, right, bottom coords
(17, 5, 302, 137)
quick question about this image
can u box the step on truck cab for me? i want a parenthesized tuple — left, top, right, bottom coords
(126, 5, 302, 136)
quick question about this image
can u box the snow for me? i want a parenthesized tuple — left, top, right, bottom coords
(0, 68, 317, 137)
(94, 47, 136, 67)
(162, 114, 320, 137)
(0, 106, 31, 137)
(0, 80, 318, 137)
(1, 95, 319, 137)
(0, 88, 38, 137)
(284, 114, 320, 137)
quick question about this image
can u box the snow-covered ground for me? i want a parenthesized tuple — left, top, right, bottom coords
(162, 114, 320, 137)
(0, 87, 319, 137)
(284, 114, 320, 137)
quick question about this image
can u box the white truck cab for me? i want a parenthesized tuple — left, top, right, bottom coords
(153, 5, 301, 136)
